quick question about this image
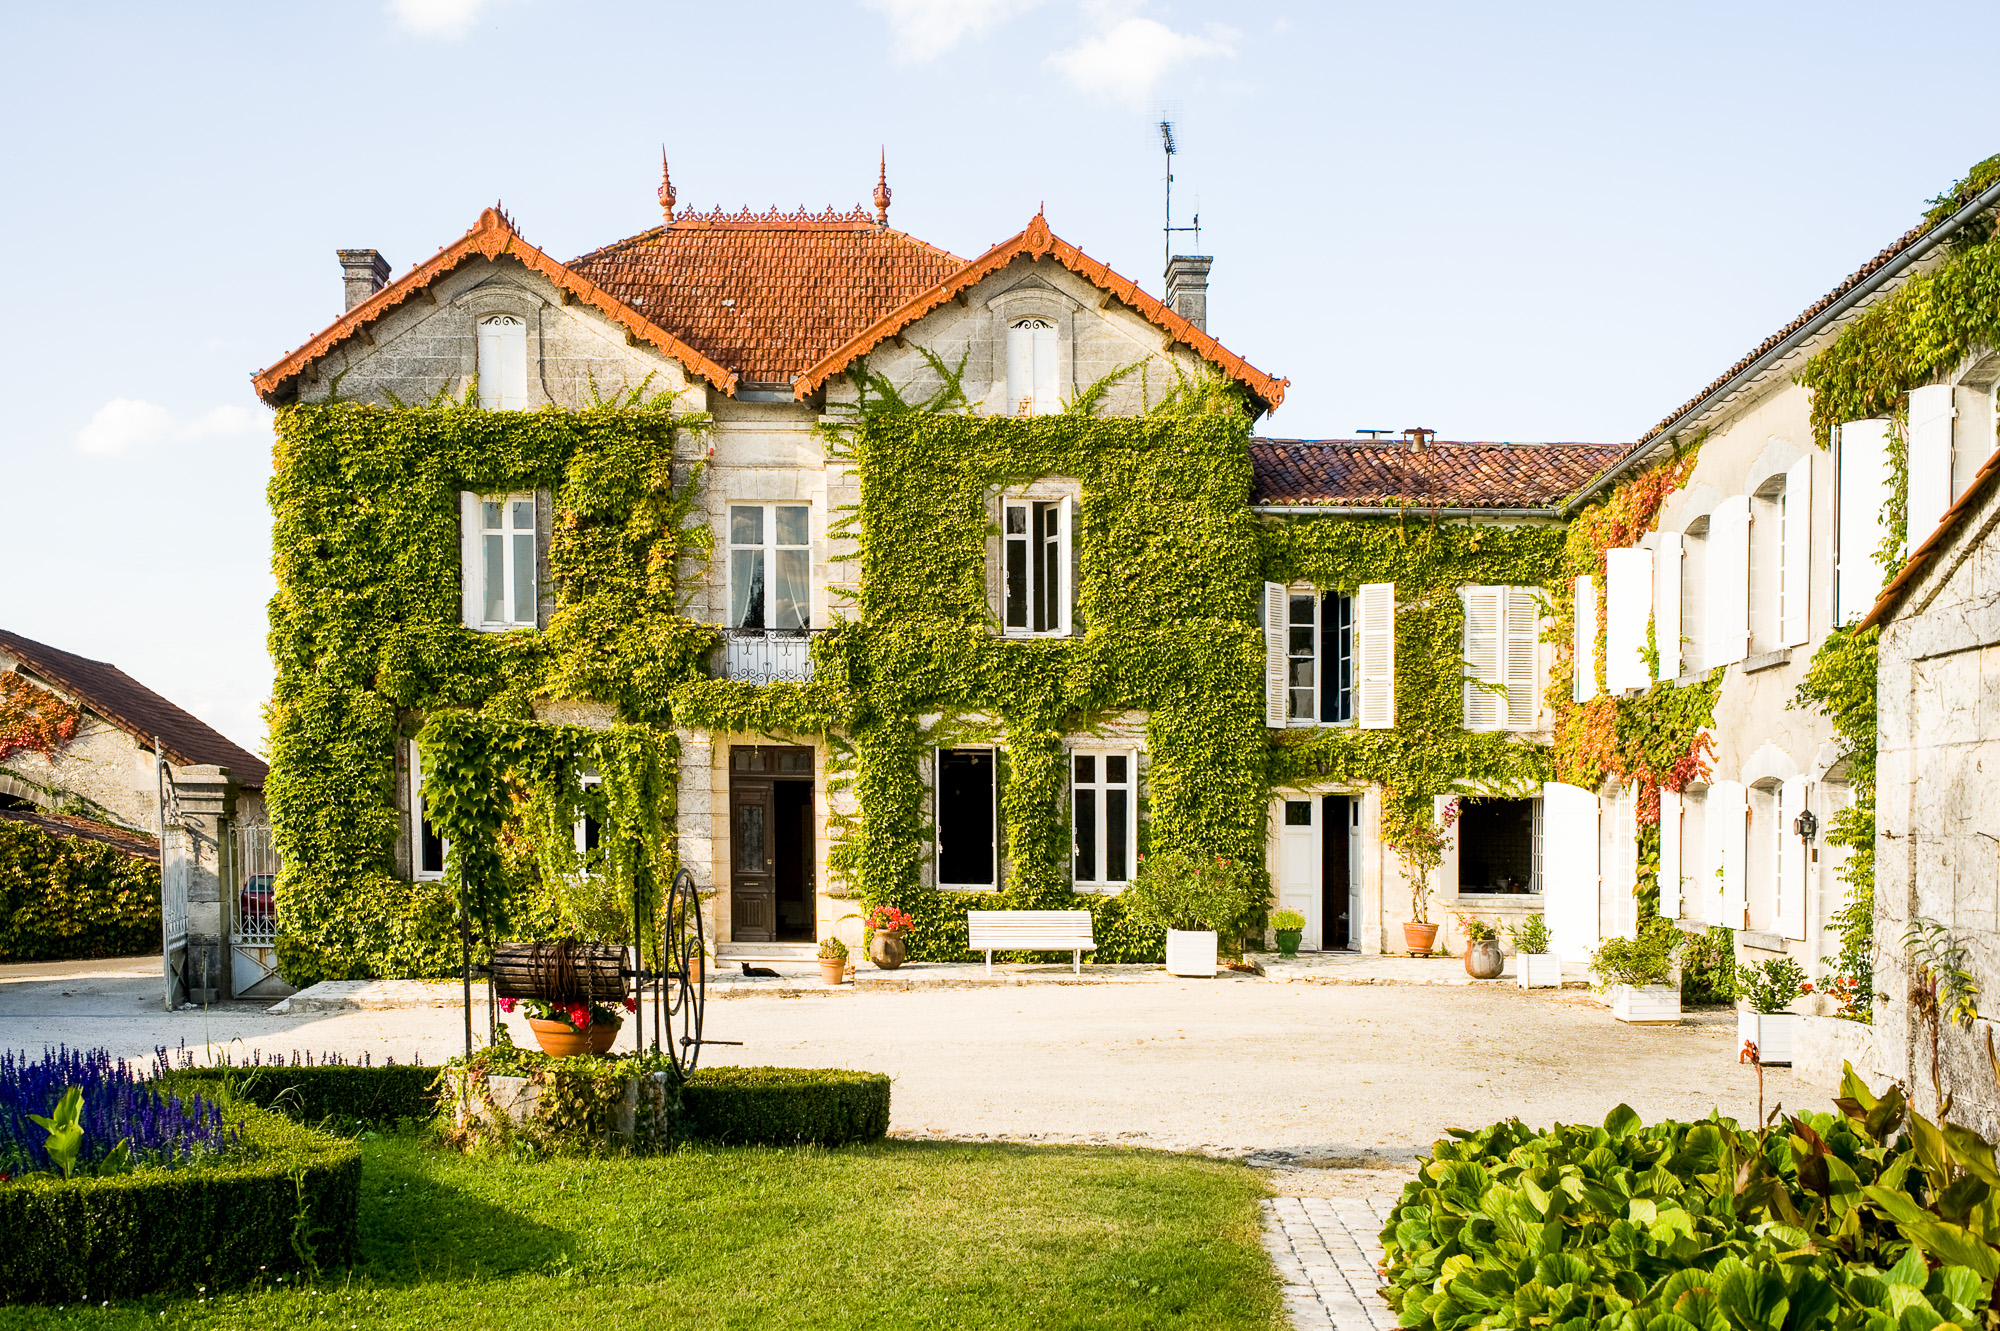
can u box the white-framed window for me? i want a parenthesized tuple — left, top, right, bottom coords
(574, 772, 601, 865)
(1002, 495, 1072, 636)
(1267, 583, 1386, 728)
(1006, 317, 1060, 416)
(1071, 750, 1137, 887)
(935, 747, 997, 887)
(1280, 590, 1353, 725)
(1460, 585, 1540, 730)
(1679, 517, 1709, 674)
(728, 504, 812, 631)
(410, 740, 447, 881)
(460, 493, 538, 629)
(476, 314, 528, 410)
(1443, 794, 1543, 897)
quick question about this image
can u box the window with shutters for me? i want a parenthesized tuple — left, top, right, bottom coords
(1000, 493, 1072, 636)
(409, 740, 447, 882)
(1747, 780, 1781, 932)
(476, 314, 529, 410)
(1277, 589, 1354, 725)
(1460, 585, 1540, 731)
(1454, 796, 1540, 896)
(1836, 420, 1892, 624)
(1572, 575, 1600, 702)
(935, 748, 997, 887)
(728, 504, 812, 631)
(1679, 516, 1708, 674)
(1005, 318, 1060, 416)
(1355, 582, 1396, 730)
(1677, 786, 1707, 923)
(1071, 750, 1137, 888)
(465, 493, 538, 630)
(1748, 475, 1786, 655)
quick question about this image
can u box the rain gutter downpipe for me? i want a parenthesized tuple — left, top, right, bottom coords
(1560, 176, 2000, 519)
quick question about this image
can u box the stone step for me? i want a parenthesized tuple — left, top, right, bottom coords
(715, 943, 820, 963)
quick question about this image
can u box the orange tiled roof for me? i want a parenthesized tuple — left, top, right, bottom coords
(795, 213, 1290, 414)
(1250, 439, 1628, 509)
(570, 207, 967, 387)
(252, 208, 739, 404)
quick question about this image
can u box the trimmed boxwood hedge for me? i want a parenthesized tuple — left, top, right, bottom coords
(162, 1063, 441, 1132)
(0, 1101, 359, 1303)
(680, 1066, 890, 1147)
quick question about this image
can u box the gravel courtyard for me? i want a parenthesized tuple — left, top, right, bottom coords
(0, 956, 1808, 1162)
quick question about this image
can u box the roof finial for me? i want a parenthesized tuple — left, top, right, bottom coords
(658, 149, 677, 224)
(873, 147, 892, 227)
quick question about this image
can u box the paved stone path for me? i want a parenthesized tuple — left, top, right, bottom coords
(1262, 1195, 1399, 1331)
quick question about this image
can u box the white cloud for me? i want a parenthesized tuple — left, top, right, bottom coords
(75, 399, 260, 456)
(1047, 16, 1236, 104)
(387, 0, 497, 39)
(861, 0, 1044, 62)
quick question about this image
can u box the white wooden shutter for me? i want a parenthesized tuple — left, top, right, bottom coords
(1460, 586, 1503, 731)
(1781, 453, 1812, 647)
(1706, 496, 1750, 667)
(1955, 385, 1996, 500)
(1504, 586, 1540, 729)
(1262, 582, 1287, 729)
(1656, 532, 1682, 680)
(1777, 780, 1806, 941)
(459, 491, 481, 627)
(1707, 779, 1747, 929)
(1658, 787, 1683, 920)
(1572, 575, 1601, 702)
(1907, 384, 1956, 555)
(1541, 782, 1601, 963)
(1057, 496, 1075, 635)
(1605, 548, 1653, 692)
(1836, 419, 1893, 623)
(1601, 784, 1638, 940)
(1357, 582, 1395, 729)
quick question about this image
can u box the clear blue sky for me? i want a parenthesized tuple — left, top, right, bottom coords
(4, 0, 1996, 757)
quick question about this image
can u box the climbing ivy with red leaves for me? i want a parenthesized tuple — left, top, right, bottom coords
(0, 673, 81, 764)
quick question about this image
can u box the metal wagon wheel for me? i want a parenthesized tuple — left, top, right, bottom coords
(654, 867, 706, 1075)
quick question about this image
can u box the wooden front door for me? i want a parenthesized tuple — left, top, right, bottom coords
(730, 746, 813, 943)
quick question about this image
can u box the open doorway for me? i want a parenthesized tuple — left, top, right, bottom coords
(1321, 794, 1351, 948)
(730, 746, 814, 943)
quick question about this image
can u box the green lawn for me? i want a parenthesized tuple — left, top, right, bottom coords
(3, 1138, 1283, 1330)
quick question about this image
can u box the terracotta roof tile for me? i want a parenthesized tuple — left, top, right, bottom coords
(1250, 440, 1629, 509)
(570, 207, 966, 387)
(0, 807, 159, 862)
(0, 630, 267, 786)
(796, 213, 1289, 414)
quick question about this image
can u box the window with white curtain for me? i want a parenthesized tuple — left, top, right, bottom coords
(1071, 750, 1136, 887)
(1006, 318, 1060, 416)
(728, 504, 812, 631)
(476, 494, 536, 628)
(476, 314, 528, 410)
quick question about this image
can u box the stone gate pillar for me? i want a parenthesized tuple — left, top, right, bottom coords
(170, 765, 238, 1003)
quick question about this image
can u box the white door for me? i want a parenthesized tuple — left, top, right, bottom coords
(1271, 796, 1321, 950)
(1542, 781, 1601, 964)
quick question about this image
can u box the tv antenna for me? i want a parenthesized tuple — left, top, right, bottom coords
(1159, 119, 1200, 268)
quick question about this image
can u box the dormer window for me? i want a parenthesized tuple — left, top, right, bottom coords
(477, 314, 528, 410)
(1006, 318, 1059, 416)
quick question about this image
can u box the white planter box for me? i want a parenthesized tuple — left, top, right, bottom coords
(1165, 929, 1218, 977)
(1737, 1010, 1800, 1065)
(1610, 984, 1681, 1024)
(1516, 953, 1562, 989)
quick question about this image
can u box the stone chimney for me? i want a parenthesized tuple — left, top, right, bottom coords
(337, 249, 392, 311)
(1164, 255, 1213, 332)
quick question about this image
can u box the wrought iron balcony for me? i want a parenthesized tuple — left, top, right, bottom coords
(714, 627, 821, 684)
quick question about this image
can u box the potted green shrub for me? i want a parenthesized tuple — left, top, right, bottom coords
(1737, 956, 1808, 1064)
(1124, 849, 1258, 977)
(817, 935, 848, 986)
(1508, 914, 1559, 989)
(1589, 919, 1682, 1024)
(1270, 909, 1306, 958)
(1457, 915, 1504, 979)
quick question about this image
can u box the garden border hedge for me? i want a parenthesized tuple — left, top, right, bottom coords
(162, 1063, 441, 1132)
(680, 1066, 890, 1147)
(0, 1101, 360, 1303)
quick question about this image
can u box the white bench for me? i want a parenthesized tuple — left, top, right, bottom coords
(967, 910, 1098, 975)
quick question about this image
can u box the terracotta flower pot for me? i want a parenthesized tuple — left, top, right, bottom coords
(1463, 938, 1504, 979)
(868, 930, 907, 970)
(820, 958, 846, 985)
(1402, 922, 1439, 955)
(590, 1015, 622, 1054)
(1274, 929, 1302, 958)
(527, 1017, 592, 1058)
(686, 954, 703, 985)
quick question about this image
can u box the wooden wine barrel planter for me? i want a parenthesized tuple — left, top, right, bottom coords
(489, 940, 629, 1003)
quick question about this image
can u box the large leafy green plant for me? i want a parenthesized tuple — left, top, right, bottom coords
(1121, 848, 1259, 937)
(1589, 916, 1682, 988)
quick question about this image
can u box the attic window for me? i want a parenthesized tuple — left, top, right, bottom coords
(476, 315, 528, 410)
(1006, 318, 1059, 416)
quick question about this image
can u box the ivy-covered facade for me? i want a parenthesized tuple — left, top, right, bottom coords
(251, 173, 1623, 982)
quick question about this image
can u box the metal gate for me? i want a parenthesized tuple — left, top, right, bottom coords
(229, 818, 285, 998)
(156, 744, 188, 1011)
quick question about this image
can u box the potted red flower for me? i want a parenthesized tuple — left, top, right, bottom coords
(864, 905, 915, 970)
(500, 994, 637, 1057)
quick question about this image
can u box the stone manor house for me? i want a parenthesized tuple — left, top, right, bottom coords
(247, 157, 1941, 985)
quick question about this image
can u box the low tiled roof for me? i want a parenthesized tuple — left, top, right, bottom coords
(795, 213, 1290, 414)
(0, 631, 267, 787)
(253, 208, 739, 404)
(570, 207, 966, 387)
(0, 807, 159, 862)
(1250, 440, 1629, 509)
